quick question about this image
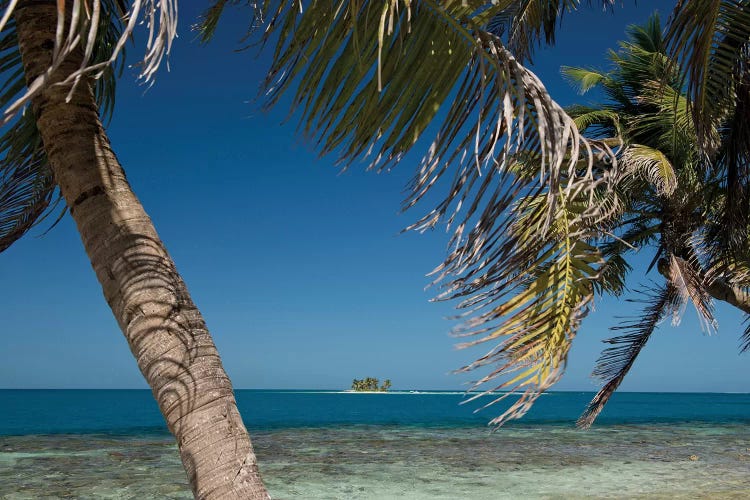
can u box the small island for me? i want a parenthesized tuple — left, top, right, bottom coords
(351, 377, 391, 392)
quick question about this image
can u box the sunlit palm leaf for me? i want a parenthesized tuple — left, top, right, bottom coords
(619, 144, 677, 196)
(627, 81, 696, 169)
(561, 66, 610, 95)
(577, 283, 679, 429)
(444, 187, 611, 423)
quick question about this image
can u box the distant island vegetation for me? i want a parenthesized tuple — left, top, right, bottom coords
(351, 377, 391, 392)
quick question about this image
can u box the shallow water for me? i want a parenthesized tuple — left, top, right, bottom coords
(2, 390, 750, 498)
(2, 423, 750, 498)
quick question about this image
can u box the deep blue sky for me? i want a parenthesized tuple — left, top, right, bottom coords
(2, 1, 748, 392)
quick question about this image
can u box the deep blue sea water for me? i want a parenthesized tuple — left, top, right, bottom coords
(3, 389, 750, 435)
(2, 390, 750, 498)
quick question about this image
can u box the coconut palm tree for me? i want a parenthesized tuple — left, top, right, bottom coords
(4, 1, 746, 495)
(2, 1, 621, 495)
(665, 0, 750, 308)
(561, 13, 750, 427)
(0, 2, 268, 498)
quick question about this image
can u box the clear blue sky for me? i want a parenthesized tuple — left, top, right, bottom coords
(1, 1, 748, 392)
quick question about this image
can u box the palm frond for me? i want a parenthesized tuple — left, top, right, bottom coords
(196, 0, 231, 43)
(503, 0, 579, 62)
(0, 0, 175, 125)
(261, 1, 612, 216)
(561, 66, 609, 95)
(577, 283, 679, 429)
(665, 0, 750, 154)
(629, 80, 695, 165)
(713, 58, 750, 266)
(197, 0, 267, 43)
(496, 0, 618, 62)
(190, 0, 650, 426)
(741, 316, 750, 352)
(0, 111, 54, 253)
(592, 251, 629, 296)
(668, 254, 717, 333)
(620, 144, 677, 196)
(450, 191, 606, 425)
(565, 106, 620, 139)
(255, 0, 623, 424)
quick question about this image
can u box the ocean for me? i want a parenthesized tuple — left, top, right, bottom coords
(2, 390, 750, 498)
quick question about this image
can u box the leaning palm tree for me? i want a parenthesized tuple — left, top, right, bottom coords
(665, 0, 750, 308)
(1, 0, 626, 495)
(0, 2, 268, 498)
(562, 13, 750, 427)
(1, 0, 632, 495)
(5, 0, 744, 495)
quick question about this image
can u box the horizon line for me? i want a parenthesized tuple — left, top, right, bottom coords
(1, 388, 748, 395)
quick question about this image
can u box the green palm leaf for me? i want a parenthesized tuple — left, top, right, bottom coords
(490, 1, 618, 62)
(0, 111, 53, 253)
(666, 0, 750, 154)
(741, 319, 750, 352)
(561, 66, 610, 95)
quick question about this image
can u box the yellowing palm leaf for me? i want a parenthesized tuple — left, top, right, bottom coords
(620, 144, 677, 196)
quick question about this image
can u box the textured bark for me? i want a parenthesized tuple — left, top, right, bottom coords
(14, 4, 269, 499)
(706, 279, 750, 315)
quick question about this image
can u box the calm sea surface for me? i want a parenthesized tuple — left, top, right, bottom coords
(2, 390, 750, 498)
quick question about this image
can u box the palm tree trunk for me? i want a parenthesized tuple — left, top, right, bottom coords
(14, 3, 269, 498)
(707, 279, 750, 315)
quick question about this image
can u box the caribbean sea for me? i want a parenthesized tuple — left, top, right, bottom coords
(1, 390, 750, 498)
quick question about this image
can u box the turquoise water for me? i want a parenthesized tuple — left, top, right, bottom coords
(2, 390, 750, 498)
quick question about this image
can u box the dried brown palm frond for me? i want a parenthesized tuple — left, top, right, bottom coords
(577, 283, 680, 429)
(667, 253, 717, 333)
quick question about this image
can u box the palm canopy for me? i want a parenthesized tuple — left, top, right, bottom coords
(202, 0, 625, 425)
(666, 0, 750, 270)
(564, 13, 750, 428)
(0, 0, 178, 253)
